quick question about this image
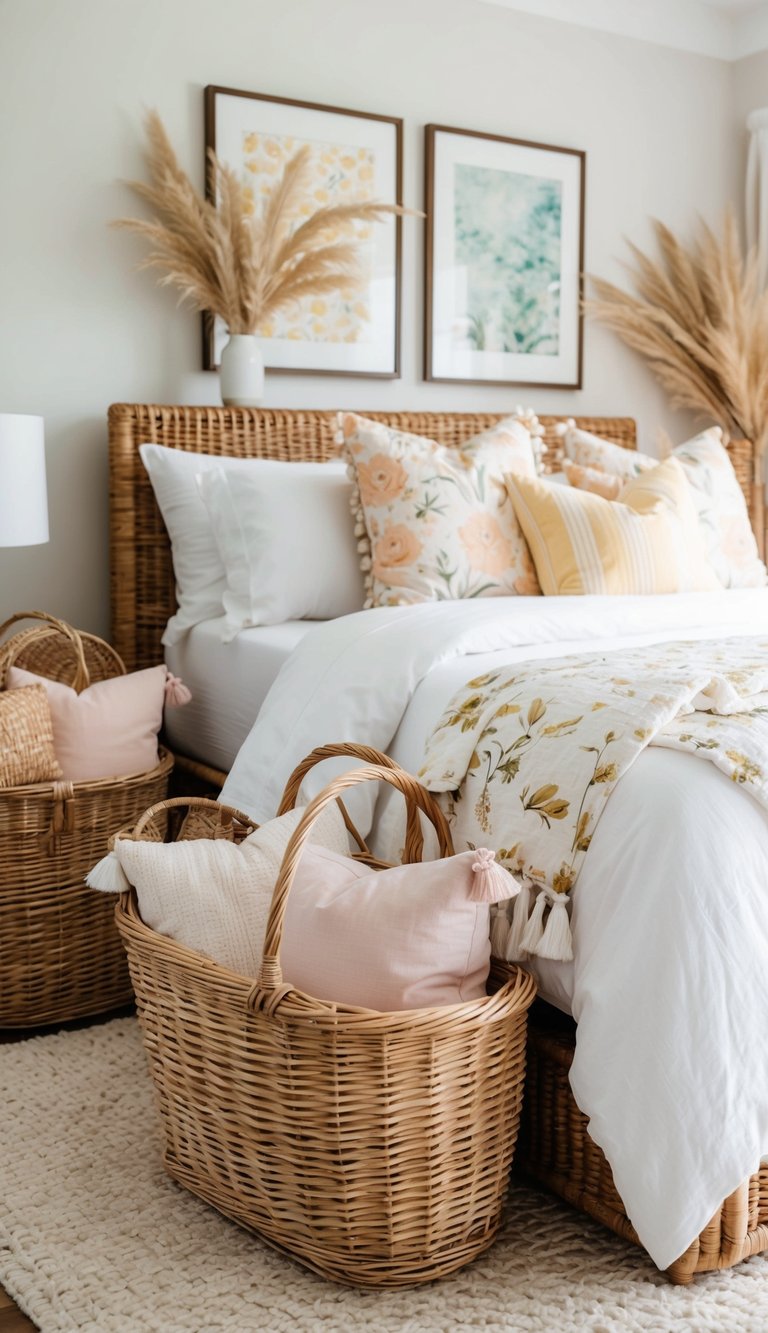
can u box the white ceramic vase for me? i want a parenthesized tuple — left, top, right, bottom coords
(219, 334, 265, 407)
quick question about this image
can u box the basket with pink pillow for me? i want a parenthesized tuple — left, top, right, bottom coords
(104, 741, 536, 1287)
(0, 610, 183, 1026)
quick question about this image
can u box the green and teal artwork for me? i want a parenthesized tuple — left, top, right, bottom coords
(453, 163, 562, 357)
(426, 125, 584, 388)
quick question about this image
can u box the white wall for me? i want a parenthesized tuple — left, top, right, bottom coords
(0, 0, 738, 636)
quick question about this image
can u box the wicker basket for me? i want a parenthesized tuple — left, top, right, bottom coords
(518, 1008, 768, 1283)
(116, 745, 536, 1287)
(0, 611, 173, 1027)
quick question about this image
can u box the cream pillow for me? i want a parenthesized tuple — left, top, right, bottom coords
(96, 804, 350, 979)
(505, 458, 721, 596)
(340, 412, 540, 606)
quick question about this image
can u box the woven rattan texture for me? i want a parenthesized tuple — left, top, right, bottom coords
(108, 404, 638, 671)
(519, 1018, 768, 1283)
(0, 684, 61, 787)
(0, 612, 172, 1027)
(116, 746, 537, 1287)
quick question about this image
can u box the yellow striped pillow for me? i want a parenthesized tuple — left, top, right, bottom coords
(505, 457, 721, 595)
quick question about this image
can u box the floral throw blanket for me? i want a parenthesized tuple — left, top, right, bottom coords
(419, 637, 768, 963)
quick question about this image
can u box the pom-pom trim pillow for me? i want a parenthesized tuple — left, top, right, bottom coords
(505, 458, 721, 596)
(340, 411, 540, 606)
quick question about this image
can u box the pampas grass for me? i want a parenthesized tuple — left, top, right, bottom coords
(114, 111, 405, 333)
(588, 213, 768, 458)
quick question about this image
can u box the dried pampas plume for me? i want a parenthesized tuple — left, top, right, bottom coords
(114, 110, 410, 333)
(587, 212, 768, 460)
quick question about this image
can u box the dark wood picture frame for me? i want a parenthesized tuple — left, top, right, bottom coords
(424, 124, 585, 389)
(203, 85, 403, 378)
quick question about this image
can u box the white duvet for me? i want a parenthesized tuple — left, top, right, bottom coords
(221, 590, 768, 1270)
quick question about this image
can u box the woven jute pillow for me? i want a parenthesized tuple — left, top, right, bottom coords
(0, 683, 63, 787)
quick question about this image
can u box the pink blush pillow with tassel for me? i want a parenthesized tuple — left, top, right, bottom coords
(279, 844, 520, 1012)
(6, 665, 190, 782)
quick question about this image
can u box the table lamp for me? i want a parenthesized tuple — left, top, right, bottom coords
(0, 414, 49, 546)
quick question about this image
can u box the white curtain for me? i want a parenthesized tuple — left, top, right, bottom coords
(746, 107, 768, 286)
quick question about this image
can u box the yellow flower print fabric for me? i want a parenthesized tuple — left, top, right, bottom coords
(420, 636, 768, 962)
(339, 412, 540, 607)
(240, 131, 376, 346)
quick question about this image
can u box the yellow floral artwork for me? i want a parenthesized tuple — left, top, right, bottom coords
(240, 130, 376, 344)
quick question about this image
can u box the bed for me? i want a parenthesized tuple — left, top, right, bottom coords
(109, 402, 768, 1283)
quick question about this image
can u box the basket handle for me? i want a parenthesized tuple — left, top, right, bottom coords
(255, 763, 454, 997)
(0, 610, 90, 691)
(131, 796, 258, 841)
(277, 741, 426, 860)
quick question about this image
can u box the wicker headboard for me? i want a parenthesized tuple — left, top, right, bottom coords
(109, 403, 641, 671)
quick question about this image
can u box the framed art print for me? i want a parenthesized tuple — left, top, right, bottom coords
(425, 125, 585, 388)
(203, 86, 403, 377)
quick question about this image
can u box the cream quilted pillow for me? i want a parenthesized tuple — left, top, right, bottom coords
(95, 804, 350, 978)
(340, 411, 541, 606)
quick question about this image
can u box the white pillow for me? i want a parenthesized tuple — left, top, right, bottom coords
(197, 462, 365, 640)
(140, 444, 239, 646)
(105, 803, 350, 979)
(140, 444, 360, 646)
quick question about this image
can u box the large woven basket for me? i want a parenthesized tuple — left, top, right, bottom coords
(0, 611, 173, 1027)
(116, 744, 536, 1287)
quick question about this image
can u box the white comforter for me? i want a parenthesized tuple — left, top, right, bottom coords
(221, 590, 768, 1270)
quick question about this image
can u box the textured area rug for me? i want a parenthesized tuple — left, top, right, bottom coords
(2, 1019, 768, 1332)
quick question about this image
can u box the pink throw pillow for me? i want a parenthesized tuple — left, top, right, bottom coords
(280, 844, 519, 1012)
(6, 664, 168, 781)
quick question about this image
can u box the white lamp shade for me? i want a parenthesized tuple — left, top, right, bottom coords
(0, 414, 49, 546)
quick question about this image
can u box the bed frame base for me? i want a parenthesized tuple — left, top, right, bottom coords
(518, 1007, 768, 1283)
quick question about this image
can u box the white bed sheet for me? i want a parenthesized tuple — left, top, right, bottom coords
(220, 590, 768, 1269)
(164, 617, 313, 772)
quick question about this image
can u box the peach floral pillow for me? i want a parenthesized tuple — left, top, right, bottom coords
(340, 412, 540, 606)
(558, 420, 656, 478)
(561, 459, 624, 501)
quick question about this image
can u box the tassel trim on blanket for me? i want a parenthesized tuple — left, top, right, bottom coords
(491, 880, 573, 964)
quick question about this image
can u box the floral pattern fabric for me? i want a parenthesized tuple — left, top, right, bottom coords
(420, 636, 768, 962)
(340, 412, 540, 607)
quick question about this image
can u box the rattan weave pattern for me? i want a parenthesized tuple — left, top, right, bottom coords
(116, 747, 537, 1287)
(0, 683, 61, 788)
(0, 612, 173, 1027)
(519, 1019, 768, 1284)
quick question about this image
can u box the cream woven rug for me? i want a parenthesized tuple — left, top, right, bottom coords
(2, 1019, 768, 1332)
